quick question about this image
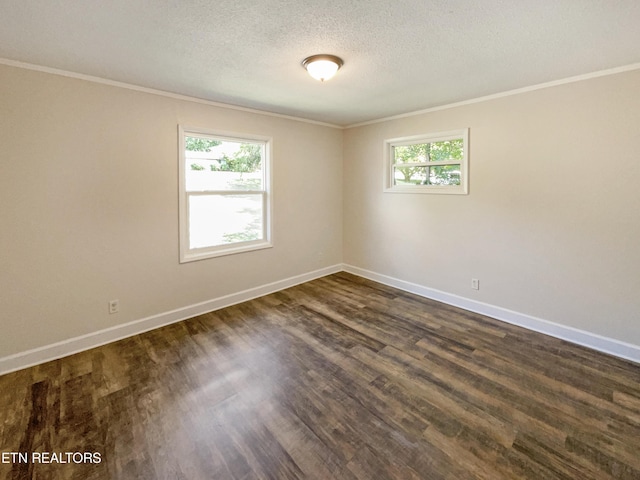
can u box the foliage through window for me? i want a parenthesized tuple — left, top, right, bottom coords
(384, 129, 469, 194)
(179, 126, 272, 262)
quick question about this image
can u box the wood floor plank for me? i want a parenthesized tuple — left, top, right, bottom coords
(1, 272, 640, 479)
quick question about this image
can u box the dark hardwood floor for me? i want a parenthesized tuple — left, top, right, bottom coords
(1, 272, 640, 479)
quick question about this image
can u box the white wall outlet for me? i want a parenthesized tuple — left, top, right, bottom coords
(108, 299, 119, 314)
(471, 278, 480, 290)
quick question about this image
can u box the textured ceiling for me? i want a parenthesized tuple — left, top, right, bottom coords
(0, 0, 639, 126)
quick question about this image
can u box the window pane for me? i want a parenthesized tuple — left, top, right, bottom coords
(427, 139, 464, 162)
(425, 165, 461, 185)
(185, 137, 263, 191)
(393, 145, 430, 164)
(393, 139, 464, 164)
(394, 165, 461, 186)
(189, 194, 263, 249)
(393, 165, 428, 185)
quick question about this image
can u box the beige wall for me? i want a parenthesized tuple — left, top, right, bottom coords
(0, 64, 343, 357)
(1, 63, 639, 361)
(343, 69, 640, 346)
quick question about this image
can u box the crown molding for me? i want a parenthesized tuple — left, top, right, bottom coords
(2, 57, 639, 131)
(346, 62, 640, 128)
(0, 57, 342, 129)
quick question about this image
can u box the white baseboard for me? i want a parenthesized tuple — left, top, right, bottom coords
(3, 262, 638, 376)
(342, 264, 640, 365)
(0, 264, 342, 376)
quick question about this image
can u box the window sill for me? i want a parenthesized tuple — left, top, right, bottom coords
(180, 240, 273, 263)
(384, 185, 468, 195)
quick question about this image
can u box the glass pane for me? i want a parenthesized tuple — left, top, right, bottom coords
(427, 139, 464, 162)
(393, 145, 431, 164)
(393, 139, 463, 164)
(189, 194, 263, 249)
(185, 136, 263, 191)
(425, 165, 461, 185)
(394, 165, 461, 186)
(393, 165, 428, 185)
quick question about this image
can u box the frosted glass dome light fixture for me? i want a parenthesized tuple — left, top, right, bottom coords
(302, 54, 344, 82)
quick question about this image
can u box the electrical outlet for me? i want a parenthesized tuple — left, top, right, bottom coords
(108, 299, 119, 314)
(471, 278, 480, 290)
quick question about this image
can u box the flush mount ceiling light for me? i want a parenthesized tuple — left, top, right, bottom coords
(302, 54, 344, 82)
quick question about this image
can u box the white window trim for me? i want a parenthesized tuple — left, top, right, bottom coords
(178, 125, 273, 263)
(383, 128, 469, 194)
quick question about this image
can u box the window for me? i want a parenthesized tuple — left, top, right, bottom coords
(179, 126, 272, 262)
(384, 129, 469, 194)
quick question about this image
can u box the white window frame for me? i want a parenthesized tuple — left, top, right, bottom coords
(178, 125, 272, 263)
(384, 128, 469, 194)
